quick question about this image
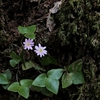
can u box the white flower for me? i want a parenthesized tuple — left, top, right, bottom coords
(23, 38, 34, 50)
(34, 44, 47, 57)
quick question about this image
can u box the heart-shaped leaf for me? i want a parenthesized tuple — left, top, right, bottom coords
(47, 69, 63, 80)
(10, 51, 21, 67)
(22, 61, 34, 70)
(25, 32, 35, 39)
(18, 25, 36, 34)
(72, 71, 85, 84)
(41, 87, 53, 97)
(32, 86, 53, 97)
(20, 79, 33, 87)
(8, 80, 31, 99)
(3, 69, 12, 80)
(18, 86, 29, 99)
(7, 82, 20, 92)
(0, 73, 9, 84)
(22, 61, 44, 71)
(45, 77, 59, 94)
(10, 51, 21, 62)
(9, 60, 17, 67)
(41, 56, 57, 66)
(68, 59, 82, 72)
(62, 73, 73, 88)
(18, 25, 36, 39)
(32, 73, 47, 87)
(31, 85, 42, 92)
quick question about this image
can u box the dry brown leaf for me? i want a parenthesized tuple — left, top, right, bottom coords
(46, 13, 56, 32)
(49, 1, 62, 14)
(46, 0, 65, 31)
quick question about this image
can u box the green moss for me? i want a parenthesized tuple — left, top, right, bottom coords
(54, 0, 100, 48)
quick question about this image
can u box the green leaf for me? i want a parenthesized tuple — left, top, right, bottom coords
(72, 71, 85, 84)
(31, 85, 42, 92)
(41, 87, 53, 97)
(10, 51, 21, 62)
(2, 84, 9, 89)
(8, 81, 30, 99)
(32, 63, 45, 71)
(4, 69, 12, 80)
(1, 70, 11, 89)
(32, 73, 47, 87)
(18, 86, 29, 99)
(47, 69, 63, 80)
(25, 32, 35, 39)
(18, 26, 28, 34)
(0, 73, 9, 84)
(68, 59, 82, 72)
(18, 25, 36, 34)
(45, 77, 59, 94)
(41, 56, 57, 66)
(31, 86, 53, 97)
(22, 61, 34, 70)
(18, 25, 36, 39)
(7, 82, 20, 92)
(9, 60, 16, 67)
(22, 61, 44, 71)
(62, 73, 73, 88)
(10, 51, 21, 67)
(20, 79, 33, 87)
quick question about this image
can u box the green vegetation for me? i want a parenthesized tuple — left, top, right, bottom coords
(0, 0, 100, 100)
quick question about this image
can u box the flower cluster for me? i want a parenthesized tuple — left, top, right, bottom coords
(23, 38, 47, 57)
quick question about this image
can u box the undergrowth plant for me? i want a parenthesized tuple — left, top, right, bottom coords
(0, 24, 85, 99)
(1, 0, 100, 99)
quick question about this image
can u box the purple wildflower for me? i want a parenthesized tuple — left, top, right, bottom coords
(23, 38, 34, 50)
(34, 44, 47, 57)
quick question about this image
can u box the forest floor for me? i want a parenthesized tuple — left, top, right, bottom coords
(0, 0, 100, 100)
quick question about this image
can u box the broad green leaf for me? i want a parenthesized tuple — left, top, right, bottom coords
(8, 81, 30, 99)
(68, 59, 82, 72)
(32, 86, 53, 97)
(22, 61, 34, 70)
(22, 61, 44, 71)
(41, 87, 53, 97)
(18, 25, 36, 39)
(72, 71, 85, 84)
(7, 82, 20, 92)
(18, 26, 29, 34)
(4, 69, 12, 80)
(41, 56, 57, 66)
(20, 79, 33, 87)
(32, 73, 47, 87)
(25, 32, 35, 39)
(47, 69, 63, 80)
(0, 73, 9, 84)
(10, 51, 21, 62)
(1, 70, 11, 89)
(31, 85, 42, 92)
(32, 63, 45, 71)
(18, 86, 29, 99)
(18, 25, 36, 34)
(10, 51, 21, 67)
(9, 60, 16, 67)
(62, 73, 73, 88)
(45, 77, 59, 94)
